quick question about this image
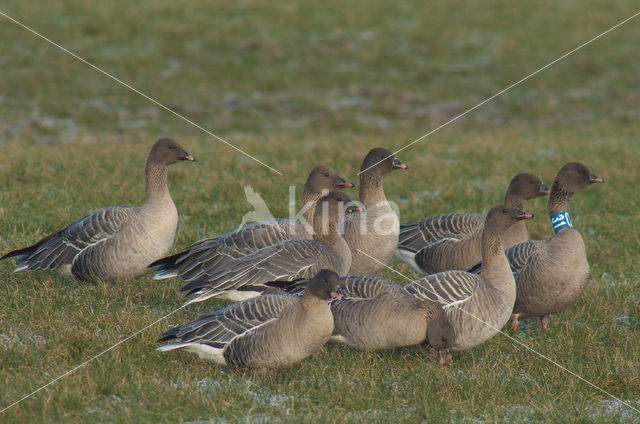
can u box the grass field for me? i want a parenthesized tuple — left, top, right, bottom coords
(1, 0, 639, 422)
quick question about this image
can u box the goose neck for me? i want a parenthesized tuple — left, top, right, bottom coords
(481, 229, 506, 267)
(547, 179, 573, 215)
(144, 161, 171, 205)
(359, 173, 387, 206)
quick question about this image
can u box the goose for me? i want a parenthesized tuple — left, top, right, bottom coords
(1, 138, 195, 281)
(404, 205, 533, 351)
(149, 165, 354, 280)
(395, 173, 548, 275)
(329, 275, 455, 363)
(343, 148, 408, 274)
(498, 162, 604, 331)
(157, 269, 343, 368)
(180, 191, 361, 303)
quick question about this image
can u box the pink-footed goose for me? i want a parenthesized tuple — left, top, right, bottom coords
(404, 205, 533, 351)
(180, 191, 361, 303)
(149, 166, 354, 280)
(343, 148, 408, 274)
(158, 269, 343, 368)
(496, 163, 604, 331)
(329, 275, 455, 363)
(1, 138, 195, 281)
(395, 173, 548, 275)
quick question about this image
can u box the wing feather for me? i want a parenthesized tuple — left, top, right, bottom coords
(159, 295, 296, 349)
(181, 239, 336, 303)
(405, 271, 479, 310)
(2, 206, 137, 272)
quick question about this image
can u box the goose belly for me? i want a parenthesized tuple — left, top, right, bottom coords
(514, 232, 589, 318)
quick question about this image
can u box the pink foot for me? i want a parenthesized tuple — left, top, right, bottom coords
(510, 317, 519, 332)
(438, 351, 453, 365)
(540, 315, 549, 332)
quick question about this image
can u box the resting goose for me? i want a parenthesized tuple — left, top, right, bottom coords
(149, 166, 354, 280)
(404, 205, 533, 351)
(395, 173, 548, 275)
(501, 162, 604, 331)
(158, 269, 342, 368)
(1, 138, 195, 281)
(329, 275, 455, 363)
(180, 191, 360, 303)
(343, 148, 408, 274)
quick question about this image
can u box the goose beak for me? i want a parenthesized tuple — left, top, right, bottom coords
(517, 211, 534, 220)
(179, 151, 196, 161)
(539, 184, 550, 195)
(336, 176, 356, 188)
(392, 158, 408, 170)
(333, 288, 344, 300)
(589, 174, 604, 184)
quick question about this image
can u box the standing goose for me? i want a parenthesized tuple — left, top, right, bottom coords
(1, 138, 195, 281)
(149, 166, 354, 280)
(329, 275, 455, 363)
(395, 173, 548, 275)
(404, 205, 533, 351)
(343, 148, 408, 274)
(180, 191, 361, 303)
(502, 162, 604, 331)
(158, 269, 343, 368)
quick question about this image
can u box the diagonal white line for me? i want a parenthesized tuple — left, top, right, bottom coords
(0, 303, 188, 415)
(0, 11, 283, 176)
(359, 10, 640, 175)
(356, 248, 640, 414)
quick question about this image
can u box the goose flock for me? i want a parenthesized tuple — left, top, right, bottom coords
(1, 139, 605, 368)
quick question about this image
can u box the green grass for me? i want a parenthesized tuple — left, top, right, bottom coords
(1, 0, 640, 422)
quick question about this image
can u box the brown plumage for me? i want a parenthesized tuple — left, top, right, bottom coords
(1, 138, 195, 281)
(329, 275, 454, 363)
(179, 191, 360, 303)
(395, 173, 548, 275)
(343, 147, 408, 274)
(157, 269, 342, 368)
(405, 205, 534, 351)
(150, 165, 354, 280)
(504, 162, 605, 331)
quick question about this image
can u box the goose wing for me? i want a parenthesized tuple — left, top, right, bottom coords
(2, 206, 137, 272)
(504, 240, 545, 272)
(405, 271, 480, 310)
(398, 213, 483, 252)
(180, 239, 337, 304)
(338, 275, 403, 299)
(150, 218, 308, 280)
(467, 239, 546, 274)
(158, 295, 296, 349)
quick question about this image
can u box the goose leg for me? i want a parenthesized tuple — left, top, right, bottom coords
(540, 315, 549, 332)
(510, 316, 519, 332)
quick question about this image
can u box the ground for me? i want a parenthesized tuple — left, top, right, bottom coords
(0, 0, 639, 422)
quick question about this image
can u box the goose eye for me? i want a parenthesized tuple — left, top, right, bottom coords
(380, 155, 386, 160)
(324, 172, 330, 177)
(529, 180, 535, 184)
(502, 208, 508, 214)
(169, 145, 177, 150)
